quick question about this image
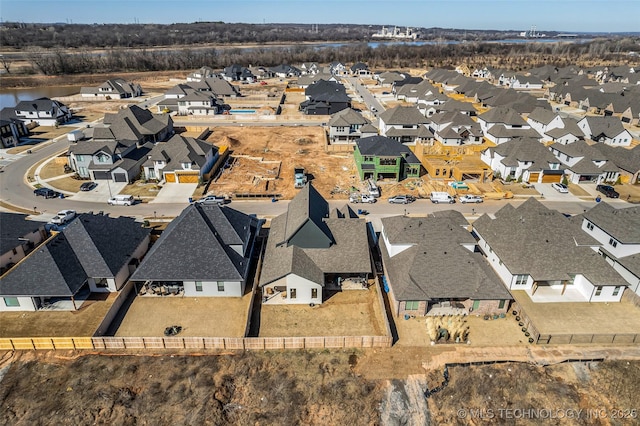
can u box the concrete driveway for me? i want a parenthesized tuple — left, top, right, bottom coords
(149, 183, 197, 204)
(535, 183, 582, 202)
(66, 181, 128, 203)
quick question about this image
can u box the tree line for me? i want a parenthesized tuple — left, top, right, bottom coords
(14, 38, 637, 76)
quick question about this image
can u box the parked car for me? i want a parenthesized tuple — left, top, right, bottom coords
(108, 195, 135, 206)
(551, 183, 569, 193)
(34, 187, 61, 199)
(51, 210, 76, 225)
(596, 184, 619, 198)
(388, 195, 415, 204)
(429, 192, 455, 204)
(350, 193, 376, 204)
(196, 195, 228, 205)
(459, 195, 483, 204)
(80, 181, 98, 191)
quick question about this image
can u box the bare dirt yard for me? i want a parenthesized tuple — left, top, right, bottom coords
(206, 126, 357, 200)
(1, 351, 638, 425)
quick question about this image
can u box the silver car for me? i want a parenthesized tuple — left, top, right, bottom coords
(459, 195, 483, 204)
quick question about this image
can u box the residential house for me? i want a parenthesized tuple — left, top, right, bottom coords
(473, 198, 628, 303)
(544, 117, 585, 145)
(299, 62, 319, 75)
(186, 66, 216, 82)
(329, 61, 349, 76)
(378, 106, 431, 145)
(580, 203, 640, 296)
(142, 134, 218, 183)
(0, 115, 29, 148)
(480, 137, 564, 183)
(96, 105, 173, 143)
(577, 116, 633, 147)
(380, 212, 512, 317)
(130, 203, 261, 297)
(427, 111, 484, 146)
(354, 135, 422, 181)
(13, 97, 72, 126)
(300, 80, 351, 115)
(526, 107, 564, 136)
(592, 144, 640, 184)
(375, 71, 406, 87)
(350, 62, 370, 76)
(270, 64, 301, 78)
(259, 184, 371, 305)
(80, 78, 142, 99)
(67, 138, 152, 182)
(176, 90, 222, 116)
(0, 213, 48, 275)
(0, 214, 150, 311)
(549, 140, 619, 184)
(327, 108, 370, 146)
(295, 72, 336, 89)
(222, 64, 254, 82)
(477, 106, 541, 144)
(507, 74, 544, 90)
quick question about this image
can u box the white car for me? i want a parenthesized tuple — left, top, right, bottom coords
(459, 195, 483, 204)
(551, 183, 569, 193)
(51, 209, 76, 224)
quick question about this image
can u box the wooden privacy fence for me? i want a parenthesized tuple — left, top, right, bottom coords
(0, 335, 392, 351)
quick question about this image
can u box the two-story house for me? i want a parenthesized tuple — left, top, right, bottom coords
(80, 78, 142, 99)
(176, 90, 222, 116)
(300, 80, 351, 115)
(576, 116, 633, 147)
(327, 108, 371, 146)
(142, 134, 218, 183)
(13, 98, 72, 126)
(549, 140, 619, 184)
(354, 136, 422, 182)
(378, 106, 431, 146)
(67, 139, 153, 182)
(0, 115, 29, 148)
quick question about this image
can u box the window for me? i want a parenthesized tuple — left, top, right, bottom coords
(363, 156, 374, 162)
(498, 300, 505, 309)
(586, 222, 594, 231)
(217, 282, 225, 292)
(609, 238, 618, 248)
(195, 281, 203, 292)
(311, 288, 318, 299)
(595, 286, 602, 296)
(435, 169, 440, 176)
(95, 278, 109, 288)
(514, 275, 528, 286)
(96, 153, 110, 163)
(290, 288, 297, 299)
(147, 169, 156, 179)
(12, 247, 18, 255)
(613, 286, 621, 296)
(3, 297, 20, 307)
(405, 301, 419, 310)
(76, 155, 85, 162)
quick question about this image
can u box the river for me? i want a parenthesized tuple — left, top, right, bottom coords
(0, 86, 81, 109)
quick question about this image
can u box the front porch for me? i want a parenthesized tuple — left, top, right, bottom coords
(426, 301, 468, 316)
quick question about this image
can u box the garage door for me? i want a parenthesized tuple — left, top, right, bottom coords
(165, 173, 176, 183)
(178, 174, 199, 183)
(113, 173, 127, 182)
(528, 172, 539, 183)
(93, 171, 110, 180)
(541, 173, 562, 183)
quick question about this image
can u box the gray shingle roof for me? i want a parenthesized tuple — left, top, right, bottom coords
(478, 106, 529, 127)
(487, 137, 561, 170)
(582, 202, 640, 244)
(380, 215, 512, 301)
(473, 198, 628, 285)
(356, 136, 420, 164)
(146, 134, 215, 173)
(0, 213, 46, 256)
(131, 204, 259, 282)
(328, 108, 369, 127)
(379, 106, 429, 125)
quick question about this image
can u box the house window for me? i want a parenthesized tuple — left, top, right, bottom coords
(217, 282, 225, 292)
(3, 297, 20, 307)
(195, 281, 203, 292)
(95, 278, 109, 288)
(586, 222, 594, 231)
(613, 286, 621, 296)
(76, 155, 85, 162)
(96, 153, 110, 164)
(514, 275, 528, 286)
(498, 300, 505, 309)
(609, 238, 618, 248)
(147, 169, 156, 179)
(363, 156, 374, 162)
(595, 286, 602, 296)
(290, 288, 297, 299)
(311, 288, 318, 299)
(435, 169, 440, 176)
(405, 301, 419, 310)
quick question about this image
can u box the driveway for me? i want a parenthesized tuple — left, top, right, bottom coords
(66, 181, 128, 203)
(535, 183, 582, 202)
(149, 183, 197, 204)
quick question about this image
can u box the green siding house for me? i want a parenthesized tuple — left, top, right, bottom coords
(354, 136, 422, 181)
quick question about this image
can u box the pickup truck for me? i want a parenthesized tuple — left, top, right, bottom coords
(349, 194, 376, 204)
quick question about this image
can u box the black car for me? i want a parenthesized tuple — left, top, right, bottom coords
(596, 184, 619, 198)
(34, 187, 61, 199)
(80, 181, 98, 191)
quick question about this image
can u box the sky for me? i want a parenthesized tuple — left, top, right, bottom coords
(1, 0, 638, 33)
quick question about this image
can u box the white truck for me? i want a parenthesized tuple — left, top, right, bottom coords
(430, 192, 455, 204)
(349, 193, 376, 203)
(67, 129, 84, 142)
(294, 167, 307, 188)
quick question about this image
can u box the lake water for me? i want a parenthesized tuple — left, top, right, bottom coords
(0, 86, 81, 109)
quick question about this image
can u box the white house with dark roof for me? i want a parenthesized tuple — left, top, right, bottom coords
(576, 116, 633, 146)
(580, 203, 640, 296)
(80, 78, 142, 99)
(473, 198, 628, 303)
(13, 97, 72, 126)
(176, 90, 222, 116)
(0, 213, 48, 275)
(0, 214, 150, 311)
(130, 203, 261, 297)
(142, 134, 218, 183)
(327, 108, 371, 146)
(259, 184, 371, 305)
(549, 140, 619, 184)
(544, 117, 585, 145)
(186, 66, 216, 82)
(526, 107, 564, 136)
(380, 212, 512, 317)
(378, 106, 431, 145)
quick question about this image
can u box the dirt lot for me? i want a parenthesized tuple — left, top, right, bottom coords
(1, 351, 638, 425)
(206, 126, 357, 200)
(258, 288, 387, 338)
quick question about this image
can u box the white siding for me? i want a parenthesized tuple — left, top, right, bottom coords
(184, 280, 243, 297)
(0, 296, 36, 312)
(380, 228, 414, 257)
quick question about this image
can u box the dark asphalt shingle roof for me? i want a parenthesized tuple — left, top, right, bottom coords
(0, 213, 46, 255)
(582, 202, 640, 244)
(356, 136, 420, 164)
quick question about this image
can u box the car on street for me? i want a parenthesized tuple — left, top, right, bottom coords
(596, 184, 619, 198)
(34, 187, 61, 199)
(388, 195, 415, 204)
(459, 195, 483, 204)
(80, 181, 98, 191)
(551, 183, 569, 193)
(51, 210, 76, 225)
(349, 193, 376, 204)
(196, 195, 229, 205)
